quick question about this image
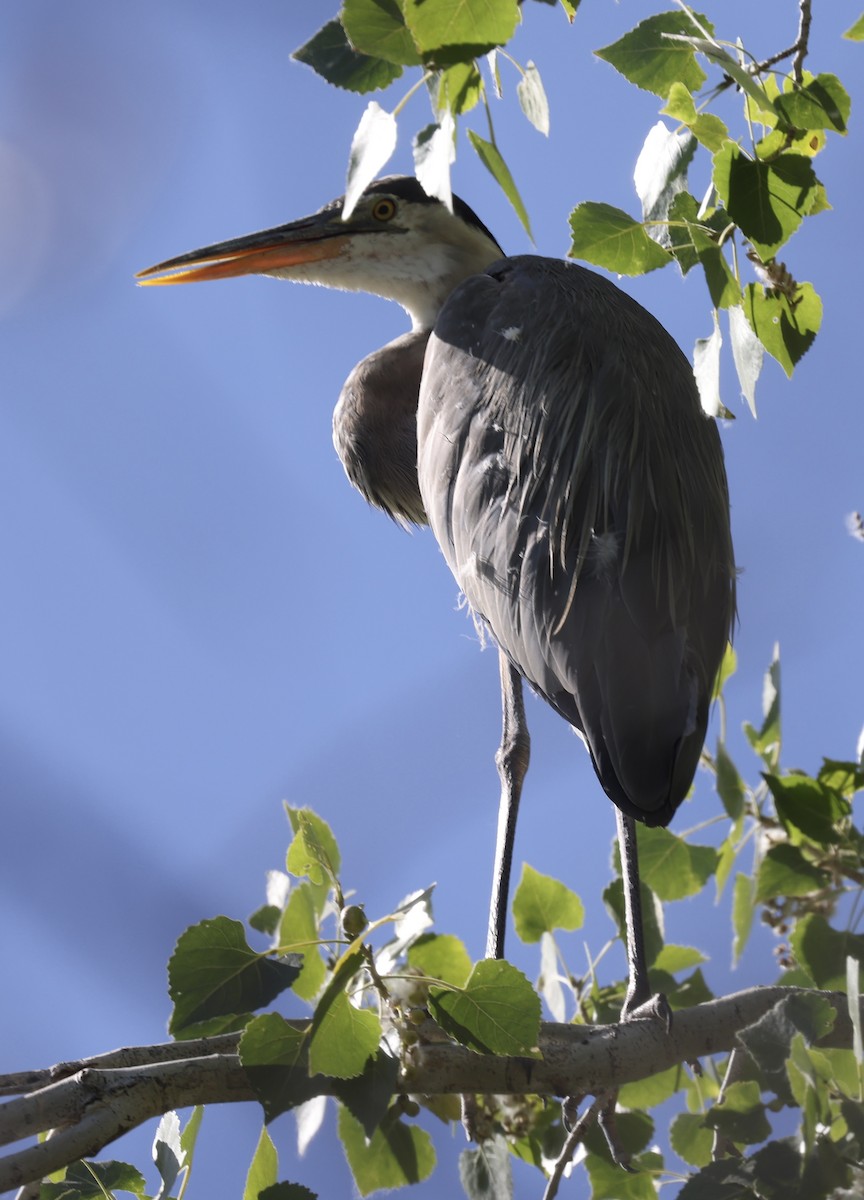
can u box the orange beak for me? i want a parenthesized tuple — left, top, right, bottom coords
(136, 212, 351, 287)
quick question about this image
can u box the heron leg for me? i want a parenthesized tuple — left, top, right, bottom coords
(616, 809, 671, 1026)
(486, 652, 530, 959)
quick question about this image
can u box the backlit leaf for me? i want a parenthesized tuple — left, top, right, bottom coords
(694, 313, 723, 417)
(342, 0, 422, 66)
(713, 145, 818, 258)
(280, 884, 327, 1001)
(596, 12, 713, 98)
(286, 808, 342, 887)
(512, 863, 584, 943)
(239, 1013, 314, 1122)
(569, 202, 670, 274)
(338, 1107, 435, 1195)
(728, 303, 763, 416)
(243, 1128, 278, 1200)
(732, 871, 754, 965)
(637, 827, 718, 900)
(755, 843, 828, 903)
(459, 1134, 512, 1200)
(764, 772, 850, 845)
(428, 959, 540, 1055)
(343, 102, 398, 220)
(517, 62, 550, 135)
(309, 982, 381, 1078)
(670, 1112, 713, 1167)
(168, 917, 301, 1036)
(403, 0, 518, 55)
(467, 131, 532, 238)
(774, 73, 850, 134)
(292, 19, 402, 92)
(407, 933, 472, 987)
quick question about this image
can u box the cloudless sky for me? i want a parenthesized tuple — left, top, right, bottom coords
(1, 3, 862, 1197)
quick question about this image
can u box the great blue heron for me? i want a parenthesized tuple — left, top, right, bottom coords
(138, 175, 736, 1019)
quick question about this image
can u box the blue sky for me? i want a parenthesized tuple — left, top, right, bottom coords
(1, 3, 862, 1196)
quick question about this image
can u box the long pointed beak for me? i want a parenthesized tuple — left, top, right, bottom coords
(136, 213, 350, 287)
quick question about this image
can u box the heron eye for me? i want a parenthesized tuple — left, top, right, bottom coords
(371, 198, 397, 222)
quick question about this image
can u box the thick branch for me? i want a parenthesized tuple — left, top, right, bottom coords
(1, 987, 859, 1193)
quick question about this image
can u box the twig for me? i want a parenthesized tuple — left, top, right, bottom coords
(543, 1095, 613, 1200)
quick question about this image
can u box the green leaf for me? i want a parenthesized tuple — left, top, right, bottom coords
(179, 1105, 205, 1177)
(653, 944, 706, 973)
(403, 0, 518, 55)
(713, 144, 818, 258)
(670, 1112, 713, 1167)
(292, 19, 402, 93)
(764, 772, 850, 845)
(280, 884, 327, 1002)
(774, 74, 850, 135)
(467, 131, 532, 239)
(715, 741, 745, 820)
(728, 303, 763, 417)
(703, 1080, 771, 1145)
(845, 14, 864, 39)
(743, 646, 781, 766)
(791, 914, 864, 990)
(244, 1127, 278, 1200)
(512, 863, 584, 943)
(619, 1064, 682, 1109)
(517, 61, 549, 135)
(636, 827, 718, 901)
(818, 759, 864, 799)
(407, 933, 472, 987)
(259, 1185, 317, 1200)
(714, 640, 737, 696)
(286, 808, 341, 887)
(41, 1161, 148, 1199)
(732, 871, 754, 965)
(459, 1134, 512, 1200)
(435, 62, 482, 115)
(341, 0, 422, 67)
(661, 82, 728, 151)
(310, 983, 381, 1079)
(664, 966, 713, 1011)
(595, 12, 713, 99)
(755, 843, 828, 903)
(338, 1107, 435, 1195)
(168, 917, 301, 1037)
(333, 1050, 401, 1139)
(428, 959, 540, 1055)
(743, 282, 822, 377)
(584, 1149, 664, 1198)
(569, 202, 671, 274)
(604, 877, 664, 969)
(585, 1115, 656, 1169)
(239, 1013, 315, 1122)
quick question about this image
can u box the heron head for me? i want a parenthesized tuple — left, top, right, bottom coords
(136, 176, 503, 330)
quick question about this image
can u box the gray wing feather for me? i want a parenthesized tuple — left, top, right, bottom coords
(417, 257, 735, 826)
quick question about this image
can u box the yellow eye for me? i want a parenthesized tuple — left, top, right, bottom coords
(371, 197, 397, 222)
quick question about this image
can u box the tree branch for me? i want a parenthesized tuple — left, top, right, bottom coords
(1, 987, 858, 1193)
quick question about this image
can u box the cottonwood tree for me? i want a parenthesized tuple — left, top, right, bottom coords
(3, 3, 863, 1198)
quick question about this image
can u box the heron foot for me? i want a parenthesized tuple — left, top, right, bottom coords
(621, 990, 673, 1032)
